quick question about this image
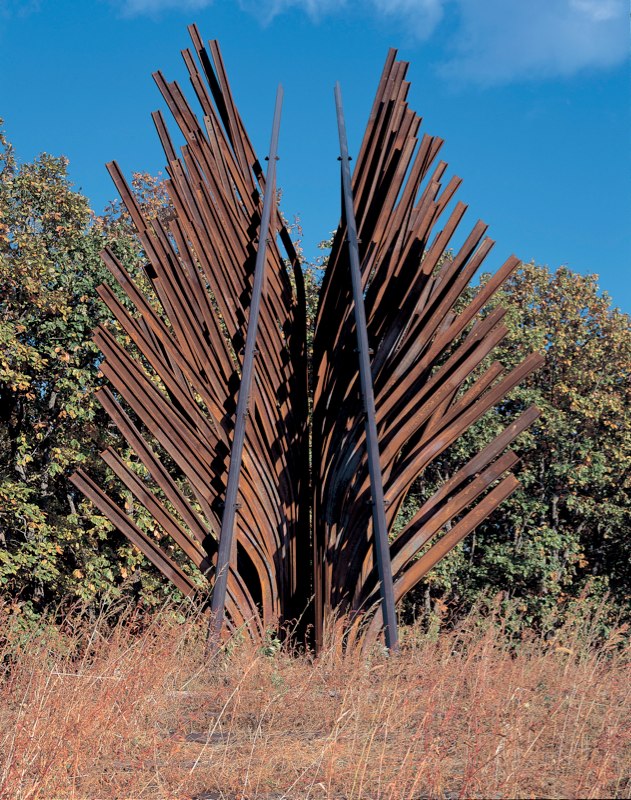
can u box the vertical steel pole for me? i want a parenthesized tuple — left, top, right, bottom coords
(334, 82, 399, 651)
(208, 85, 284, 649)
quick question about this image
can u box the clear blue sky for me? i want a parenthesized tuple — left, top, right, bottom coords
(1, 0, 629, 311)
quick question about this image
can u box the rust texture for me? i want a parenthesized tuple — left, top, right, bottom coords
(71, 30, 542, 651)
(312, 50, 543, 650)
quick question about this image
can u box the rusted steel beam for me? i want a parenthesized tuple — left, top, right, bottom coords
(209, 86, 284, 647)
(70, 470, 197, 598)
(96, 387, 215, 549)
(361, 473, 520, 648)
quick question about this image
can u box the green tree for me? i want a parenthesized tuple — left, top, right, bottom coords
(2, 124, 628, 630)
(0, 128, 165, 613)
(410, 263, 630, 627)
(0, 127, 112, 609)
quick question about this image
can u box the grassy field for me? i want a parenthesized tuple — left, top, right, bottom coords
(0, 601, 628, 800)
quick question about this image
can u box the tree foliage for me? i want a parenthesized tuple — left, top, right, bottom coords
(0, 129, 174, 613)
(0, 129, 629, 629)
(409, 263, 630, 627)
(0, 127, 111, 609)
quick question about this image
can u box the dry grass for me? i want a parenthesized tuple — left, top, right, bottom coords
(0, 601, 628, 800)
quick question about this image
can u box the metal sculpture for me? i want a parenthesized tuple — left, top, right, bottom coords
(71, 27, 543, 651)
(313, 53, 544, 651)
(71, 27, 311, 640)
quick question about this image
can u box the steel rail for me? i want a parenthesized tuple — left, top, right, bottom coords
(334, 82, 399, 652)
(208, 85, 284, 649)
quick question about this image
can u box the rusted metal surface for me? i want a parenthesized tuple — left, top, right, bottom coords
(208, 85, 284, 648)
(311, 51, 542, 650)
(334, 82, 398, 652)
(71, 27, 310, 641)
(71, 32, 542, 651)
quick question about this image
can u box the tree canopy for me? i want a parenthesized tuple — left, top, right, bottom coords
(1, 130, 629, 629)
(407, 262, 630, 628)
(0, 129, 176, 614)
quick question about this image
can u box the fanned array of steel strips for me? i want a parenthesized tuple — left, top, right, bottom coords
(71, 26, 311, 639)
(71, 29, 543, 651)
(313, 51, 543, 650)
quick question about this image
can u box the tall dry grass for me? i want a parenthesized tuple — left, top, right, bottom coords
(0, 599, 628, 800)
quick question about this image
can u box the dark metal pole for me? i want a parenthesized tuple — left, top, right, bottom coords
(334, 82, 399, 651)
(208, 85, 284, 649)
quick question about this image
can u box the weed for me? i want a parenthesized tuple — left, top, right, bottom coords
(0, 601, 628, 799)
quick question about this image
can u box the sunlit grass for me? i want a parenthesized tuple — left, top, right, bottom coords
(0, 600, 628, 799)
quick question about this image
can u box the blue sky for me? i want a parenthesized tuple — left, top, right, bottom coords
(1, 0, 629, 311)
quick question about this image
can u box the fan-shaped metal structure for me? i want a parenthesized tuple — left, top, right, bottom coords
(71, 27, 542, 651)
